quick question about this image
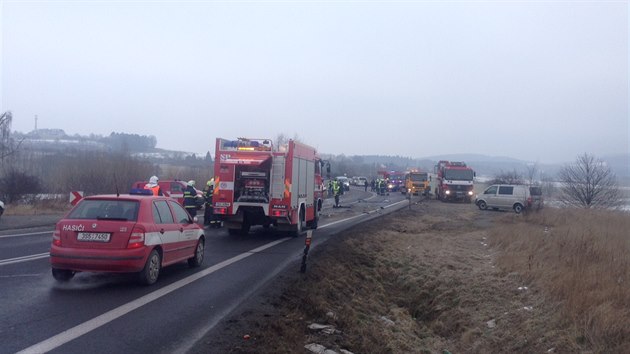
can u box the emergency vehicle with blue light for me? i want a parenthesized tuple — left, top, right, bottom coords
(50, 192, 205, 285)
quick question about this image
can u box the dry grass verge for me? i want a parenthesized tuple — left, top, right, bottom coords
(3, 199, 70, 216)
(489, 208, 630, 352)
(205, 203, 589, 354)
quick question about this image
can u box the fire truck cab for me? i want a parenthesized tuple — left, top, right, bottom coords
(434, 161, 475, 202)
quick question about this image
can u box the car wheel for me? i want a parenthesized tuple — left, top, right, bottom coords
(188, 238, 205, 268)
(139, 249, 161, 285)
(513, 203, 524, 214)
(477, 200, 487, 210)
(52, 268, 75, 282)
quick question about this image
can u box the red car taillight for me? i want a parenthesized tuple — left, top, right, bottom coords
(127, 226, 146, 249)
(52, 229, 62, 247)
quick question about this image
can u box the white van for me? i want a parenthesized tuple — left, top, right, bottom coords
(475, 184, 543, 213)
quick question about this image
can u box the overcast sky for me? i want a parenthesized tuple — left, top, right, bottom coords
(1, 0, 628, 163)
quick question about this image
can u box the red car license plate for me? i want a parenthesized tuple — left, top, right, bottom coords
(77, 232, 111, 242)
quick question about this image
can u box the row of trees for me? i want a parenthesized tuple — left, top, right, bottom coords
(1, 113, 212, 203)
(0, 117, 625, 210)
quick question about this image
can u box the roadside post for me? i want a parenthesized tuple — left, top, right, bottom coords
(407, 189, 412, 210)
(300, 230, 313, 273)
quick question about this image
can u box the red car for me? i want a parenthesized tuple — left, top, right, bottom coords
(130, 180, 204, 206)
(50, 193, 205, 285)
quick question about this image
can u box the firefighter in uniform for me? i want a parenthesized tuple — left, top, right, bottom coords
(144, 175, 163, 196)
(183, 180, 199, 217)
(203, 179, 220, 228)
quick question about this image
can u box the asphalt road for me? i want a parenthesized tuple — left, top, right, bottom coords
(0, 187, 411, 354)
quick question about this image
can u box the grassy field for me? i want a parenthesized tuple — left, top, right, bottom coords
(489, 208, 630, 352)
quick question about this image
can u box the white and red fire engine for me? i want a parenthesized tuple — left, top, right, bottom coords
(212, 138, 325, 236)
(434, 160, 475, 202)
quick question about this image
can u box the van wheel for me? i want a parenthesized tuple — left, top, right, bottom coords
(513, 203, 524, 214)
(477, 200, 487, 210)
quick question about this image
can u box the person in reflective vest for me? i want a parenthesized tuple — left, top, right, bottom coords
(333, 180, 341, 208)
(183, 180, 199, 217)
(144, 175, 163, 196)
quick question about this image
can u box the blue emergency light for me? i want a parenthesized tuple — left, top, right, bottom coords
(129, 188, 153, 196)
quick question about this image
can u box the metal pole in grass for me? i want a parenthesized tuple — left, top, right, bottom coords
(408, 190, 412, 210)
(300, 230, 313, 273)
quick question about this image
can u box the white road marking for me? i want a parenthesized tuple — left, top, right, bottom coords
(0, 252, 49, 266)
(16, 237, 290, 354)
(0, 230, 53, 239)
(0, 274, 41, 278)
(14, 198, 408, 354)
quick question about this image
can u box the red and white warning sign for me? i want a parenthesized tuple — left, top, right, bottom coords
(69, 191, 84, 206)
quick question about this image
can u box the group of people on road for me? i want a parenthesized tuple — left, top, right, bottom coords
(370, 178, 389, 196)
(143, 175, 221, 228)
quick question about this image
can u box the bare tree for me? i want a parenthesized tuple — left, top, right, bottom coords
(526, 162, 539, 185)
(558, 153, 622, 209)
(490, 169, 524, 184)
(1, 111, 23, 162)
(275, 133, 302, 150)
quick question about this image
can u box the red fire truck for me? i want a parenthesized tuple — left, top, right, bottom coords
(212, 138, 325, 236)
(434, 160, 475, 202)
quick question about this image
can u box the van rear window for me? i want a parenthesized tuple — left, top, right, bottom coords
(530, 187, 542, 196)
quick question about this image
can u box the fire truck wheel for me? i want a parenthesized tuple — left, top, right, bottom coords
(308, 211, 319, 230)
(228, 228, 240, 236)
(292, 209, 304, 237)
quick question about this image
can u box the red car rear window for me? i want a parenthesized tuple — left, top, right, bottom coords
(68, 200, 140, 221)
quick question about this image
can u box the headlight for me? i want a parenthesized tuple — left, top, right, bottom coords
(445, 190, 451, 195)
(388, 184, 393, 188)
(468, 191, 473, 195)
